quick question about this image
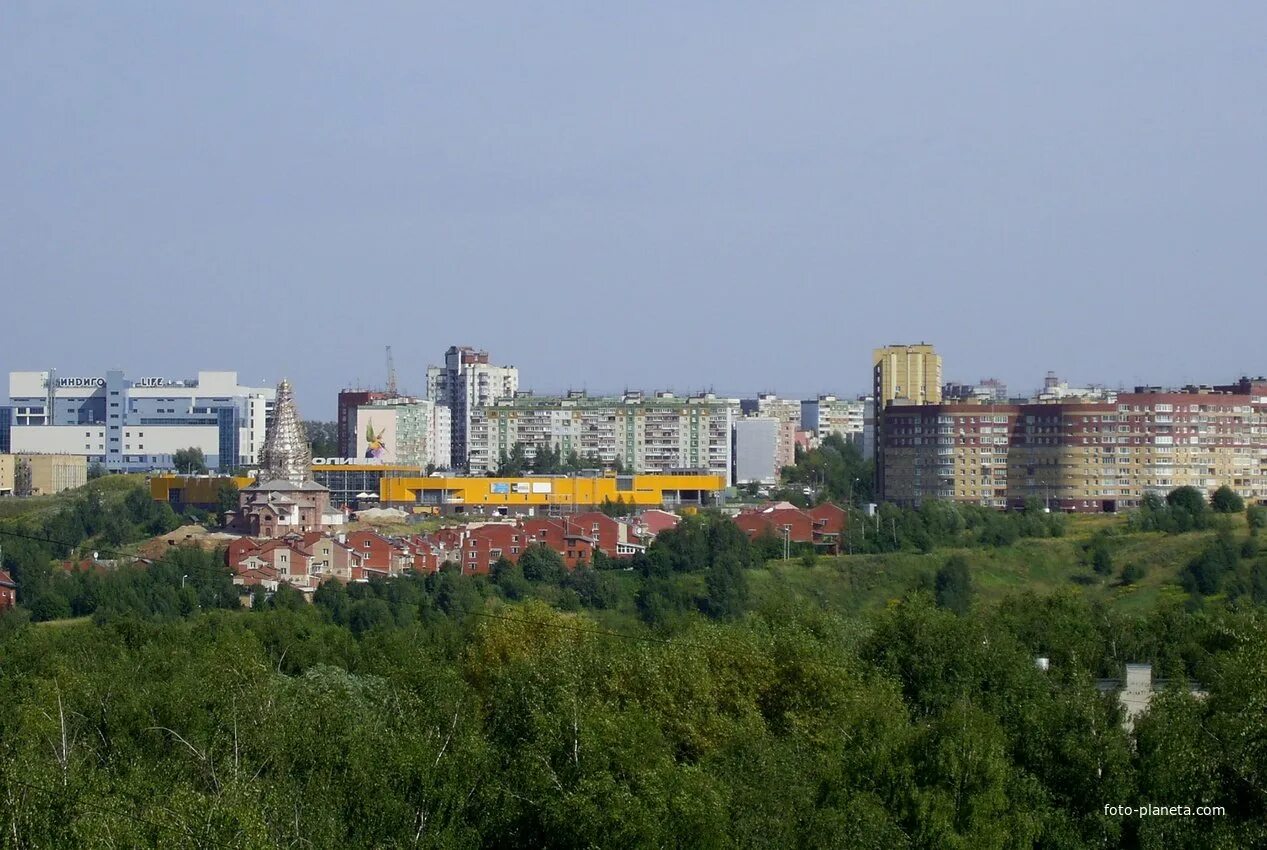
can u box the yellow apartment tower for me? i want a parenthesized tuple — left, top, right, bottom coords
(873, 343, 942, 409)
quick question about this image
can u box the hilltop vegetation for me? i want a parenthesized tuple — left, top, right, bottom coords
(3, 576, 1267, 847)
(3, 477, 1267, 846)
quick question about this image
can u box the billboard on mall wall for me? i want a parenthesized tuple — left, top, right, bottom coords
(356, 409, 397, 464)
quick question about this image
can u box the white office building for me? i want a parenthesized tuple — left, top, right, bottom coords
(2, 370, 275, 472)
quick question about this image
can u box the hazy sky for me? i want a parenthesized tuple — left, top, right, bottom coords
(4, 2, 1265, 417)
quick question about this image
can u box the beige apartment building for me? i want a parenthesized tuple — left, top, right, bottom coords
(5, 453, 88, 496)
(881, 379, 1267, 511)
(873, 344, 942, 409)
(0, 454, 14, 495)
(873, 344, 943, 496)
(881, 403, 1018, 508)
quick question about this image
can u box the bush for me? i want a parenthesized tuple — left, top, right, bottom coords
(1120, 563, 1145, 585)
(1211, 486, 1245, 514)
(1167, 486, 1207, 515)
(518, 545, 565, 583)
(1179, 536, 1239, 596)
(1248, 505, 1266, 535)
(1086, 535, 1114, 576)
(934, 555, 972, 615)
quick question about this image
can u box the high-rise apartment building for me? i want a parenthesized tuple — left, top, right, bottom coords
(468, 391, 734, 478)
(880, 402, 1019, 508)
(873, 344, 942, 409)
(873, 344, 942, 495)
(741, 394, 799, 470)
(426, 346, 518, 470)
(733, 417, 785, 485)
(879, 378, 1267, 511)
(801, 395, 867, 446)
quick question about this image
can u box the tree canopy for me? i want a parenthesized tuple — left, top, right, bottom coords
(172, 446, 208, 474)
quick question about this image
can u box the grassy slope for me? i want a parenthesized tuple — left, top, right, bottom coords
(750, 515, 1231, 616)
(0, 474, 149, 522)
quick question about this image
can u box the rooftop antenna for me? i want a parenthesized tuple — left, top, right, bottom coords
(385, 346, 398, 396)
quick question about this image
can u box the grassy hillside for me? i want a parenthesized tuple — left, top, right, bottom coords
(0, 474, 148, 521)
(751, 515, 1237, 617)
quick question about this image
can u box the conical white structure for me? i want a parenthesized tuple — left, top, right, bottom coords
(259, 378, 311, 484)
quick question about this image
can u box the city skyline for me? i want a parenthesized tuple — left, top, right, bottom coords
(5, 352, 1260, 422)
(5, 2, 1266, 411)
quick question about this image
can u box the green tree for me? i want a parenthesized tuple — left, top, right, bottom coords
(349, 597, 392, 634)
(563, 566, 621, 609)
(1248, 505, 1267, 534)
(1166, 485, 1207, 515)
(215, 480, 240, 526)
(702, 556, 748, 619)
(635, 577, 689, 627)
(490, 556, 530, 600)
(1088, 535, 1115, 576)
(530, 444, 563, 474)
(313, 578, 351, 625)
(272, 582, 305, 611)
(87, 462, 107, 480)
(518, 544, 565, 583)
(1210, 485, 1244, 514)
(303, 420, 338, 458)
(172, 446, 208, 474)
(935, 555, 973, 615)
(496, 442, 530, 476)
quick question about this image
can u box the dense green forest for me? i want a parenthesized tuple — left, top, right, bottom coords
(2, 478, 1266, 847)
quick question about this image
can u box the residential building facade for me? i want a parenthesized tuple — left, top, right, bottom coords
(2, 453, 88, 496)
(733, 417, 784, 485)
(425, 346, 518, 470)
(741, 394, 800, 468)
(880, 379, 1267, 511)
(873, 344, 942, 409)
(801, 395, 867, 447)
(336, 389, 397, 458)
(873, 344, 942, 495)
(353, 398, 451, 469)
(467, 391, 734, 479)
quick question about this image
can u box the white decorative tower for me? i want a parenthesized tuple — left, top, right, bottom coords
(258, 378, 311, 483)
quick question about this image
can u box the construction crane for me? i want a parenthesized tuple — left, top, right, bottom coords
(385, 345, 398, 396)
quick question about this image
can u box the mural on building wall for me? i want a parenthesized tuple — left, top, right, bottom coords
(356, 410, 396, 463)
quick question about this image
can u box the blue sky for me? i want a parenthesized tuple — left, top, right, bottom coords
(4, 2, 1265, 417)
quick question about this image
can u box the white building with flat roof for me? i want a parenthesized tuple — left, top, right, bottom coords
(3, 369, 275, 472)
